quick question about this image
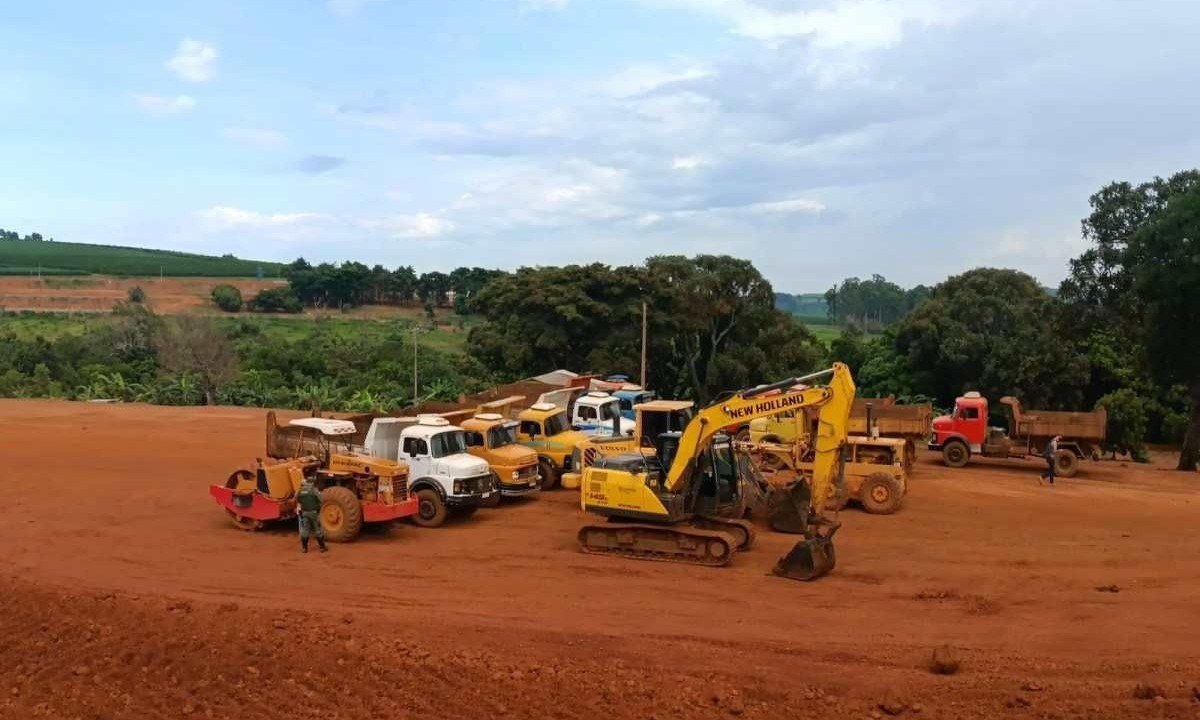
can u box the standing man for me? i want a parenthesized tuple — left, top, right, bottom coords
(1040, 435, 1062, 485)
(296, 477, 328, 553)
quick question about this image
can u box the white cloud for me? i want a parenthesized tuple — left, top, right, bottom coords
(222, 127, 288, 149)
(200, 206, 333, 230)
(359, 212, 456, 239)
(327, 0, 384, 17)
(671, 155, 708, 171)
(520, 0, 569, 11)
(637, 212, 663, 227)
(746, 197, 826, 214)
(602, 62, 712, 97)
(640, 0, 969, 48)
(133, 93, 197, 117)
(166, 39, 217, 83)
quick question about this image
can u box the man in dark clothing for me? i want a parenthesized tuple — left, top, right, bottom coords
(1040, 435, 1062, 485)
(296, 478, 327, 553)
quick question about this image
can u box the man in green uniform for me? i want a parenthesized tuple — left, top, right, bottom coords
(296, 478, 328, 553)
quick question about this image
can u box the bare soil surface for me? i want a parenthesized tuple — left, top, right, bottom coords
(3, 399, 1199, 719)
(0, 276, 284, 314)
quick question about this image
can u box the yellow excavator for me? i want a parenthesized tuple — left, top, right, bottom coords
(577, 363, 855, 580)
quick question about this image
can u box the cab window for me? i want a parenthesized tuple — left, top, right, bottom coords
(519, 420, 541, 437)
(402, 437, 428, 456)
(463, 431, 484, 448)
(579, 406, 597, 421)
(959, 406, 980, 420)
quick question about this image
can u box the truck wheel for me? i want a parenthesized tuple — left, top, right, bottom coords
(320, 486, 363, 542)
(413, 488, 448, 528)
(860, 473, 903, 514)
(538, 459, 560, 491)
(1055, 449, 1079, 478)
(942, 440, 969, 468)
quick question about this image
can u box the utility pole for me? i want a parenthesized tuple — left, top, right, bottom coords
(640, 301, 648, 388)
(412, 326, 419, 402)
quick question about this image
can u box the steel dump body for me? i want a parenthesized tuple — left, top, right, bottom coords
(266, 411, 369, 460)
(849, 398, 932, 440)
(999, 397, 1106, 443)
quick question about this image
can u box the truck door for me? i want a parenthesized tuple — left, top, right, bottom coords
(401, 436, 431, 477)
(955, 402, 986, 448)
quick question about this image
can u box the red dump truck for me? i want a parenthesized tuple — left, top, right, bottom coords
(929, 392, 1106, 477)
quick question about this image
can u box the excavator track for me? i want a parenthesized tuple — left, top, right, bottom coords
(691, 516, 757, 551)
(577, 522, 740, 566)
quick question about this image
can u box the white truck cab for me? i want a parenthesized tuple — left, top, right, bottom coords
(363, 414, 496, 527)
(571, 392, 636, 438)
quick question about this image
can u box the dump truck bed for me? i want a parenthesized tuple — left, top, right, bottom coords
(848, 401, 932, 438)
(1000, 397, 1106, 442)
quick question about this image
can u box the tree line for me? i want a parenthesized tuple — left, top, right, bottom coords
(0, 228, 52, 242)
(822, 275, 930, 331)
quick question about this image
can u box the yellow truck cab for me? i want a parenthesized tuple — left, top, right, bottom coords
(459, 413, 541, 498)
(515, 402, 589, 490)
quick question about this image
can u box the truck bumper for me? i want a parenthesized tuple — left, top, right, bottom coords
(446, 490, 495, 507)
(497, 482, 541, 498)
(926, 441, 943, 451)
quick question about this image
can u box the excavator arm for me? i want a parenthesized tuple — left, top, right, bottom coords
(664, 363, 856, 513)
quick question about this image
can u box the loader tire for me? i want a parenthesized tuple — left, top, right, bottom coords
(320, 486, 363, 542)
(859, 473, 903, 515)
(758, 436, 786, 470)
(942, 440, 969, 468)
(1055, 449, 1079, 478)
(538, 459, 560, 491)
(413, 488, 448, 528)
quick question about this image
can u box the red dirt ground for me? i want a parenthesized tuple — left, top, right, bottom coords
(2, 400, 1199, 719)
(0, 276, 284, 314)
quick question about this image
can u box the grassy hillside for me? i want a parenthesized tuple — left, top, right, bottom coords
(0, 240, 281, 277)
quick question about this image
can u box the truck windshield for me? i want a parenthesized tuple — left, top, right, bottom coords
(431, 430, 468, 458)
(544, 412, 568, 436)
(488, 424, 517, 448)
(599, 401, 620, 421)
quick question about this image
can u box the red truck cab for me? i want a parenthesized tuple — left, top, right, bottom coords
(929, 392, 987, 452)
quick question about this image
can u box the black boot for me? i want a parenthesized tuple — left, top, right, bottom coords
(317, 538, 328, 553)
(301, 537, 309, 554)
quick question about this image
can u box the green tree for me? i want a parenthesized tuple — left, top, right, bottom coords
(1096, 389, 1149, 461)
(211, 284, 244, 312)
(891, 268, 1088, 409)
(155, 316, 239, 405)
(828, 324, 868, 376)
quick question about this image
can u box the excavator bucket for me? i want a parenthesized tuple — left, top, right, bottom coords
(765, 478, 813, 534)
(772, 536, 836, 581)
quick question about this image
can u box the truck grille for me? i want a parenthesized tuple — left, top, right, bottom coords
(460, 474, 493, 494)
(516, 465, 538, 480)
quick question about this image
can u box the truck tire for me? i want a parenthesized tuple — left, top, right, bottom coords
(1055, 449, 1079, 478)
(942, 440, 969, 468)
(412, 487, 448, 528)
(759, 436, 786, 470)
(538, 458, 560, 491)
(320, 486, 363, 542)
(859, 472, 903, 514)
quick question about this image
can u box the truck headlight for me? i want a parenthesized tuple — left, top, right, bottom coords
(511, 470, 520, 480)
(453, 480, 462, 494)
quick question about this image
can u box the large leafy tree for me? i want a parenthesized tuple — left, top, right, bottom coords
(468, 255, 823, 403)
(1062, 171, 1200, 470)
(891, 268, 1088, 409)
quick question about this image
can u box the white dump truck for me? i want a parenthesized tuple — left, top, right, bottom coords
(535, 388, 635, 438)
(362, 415, 498, 527)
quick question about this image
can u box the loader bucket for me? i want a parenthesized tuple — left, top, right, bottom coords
(772, 536, 836, 581)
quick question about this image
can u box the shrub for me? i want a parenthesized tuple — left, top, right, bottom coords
(249, 287, 303, 314)
(1097, 389, 1150, 461)
(211, 284, 244, 312)
(127, 286, 146, 303)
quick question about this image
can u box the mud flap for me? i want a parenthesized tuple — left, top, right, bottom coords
(772, 535, 836, 581)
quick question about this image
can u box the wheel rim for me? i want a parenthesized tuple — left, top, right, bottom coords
(321, 504, 345, 532)
(948, 446, 964, 463)
(419, 498, 436, 519)
(871, 483, 890, 504)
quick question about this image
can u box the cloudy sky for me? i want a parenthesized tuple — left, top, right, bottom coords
(2, 1, 1198, 292)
